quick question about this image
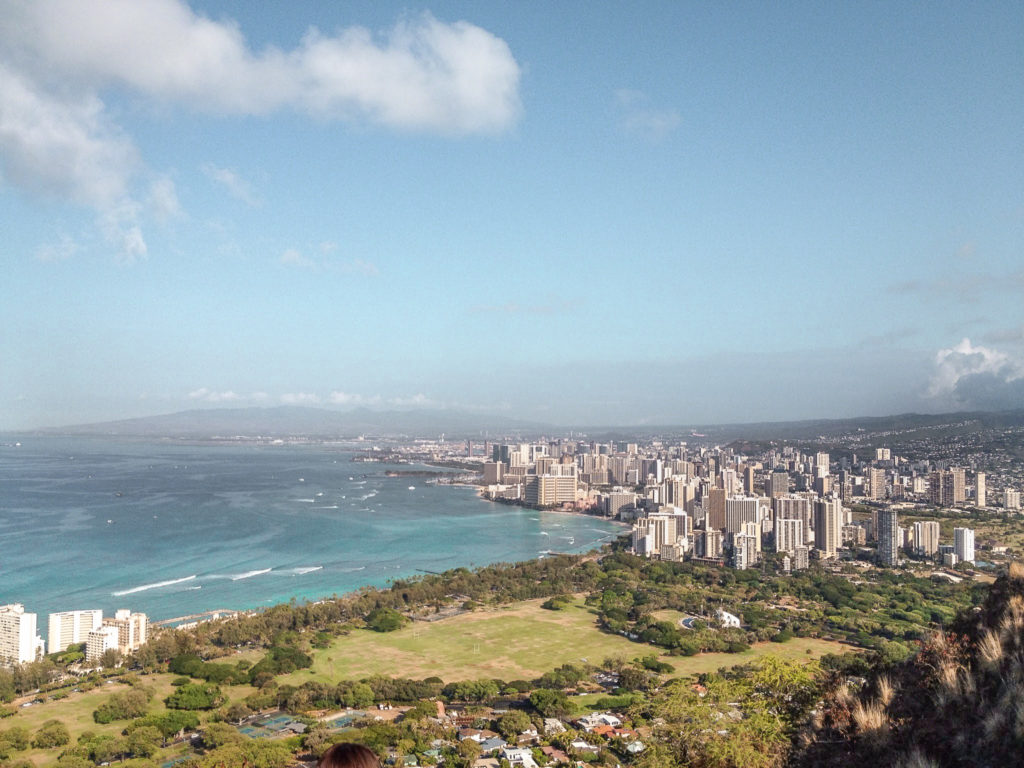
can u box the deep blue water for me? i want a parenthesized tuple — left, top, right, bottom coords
(0, 437, 623, 637)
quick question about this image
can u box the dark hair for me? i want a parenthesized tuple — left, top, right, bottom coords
(317, 743, 381, 768)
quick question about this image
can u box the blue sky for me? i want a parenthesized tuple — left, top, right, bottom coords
(2, 0, 1023, 429)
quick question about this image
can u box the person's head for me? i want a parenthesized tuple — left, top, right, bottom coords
(317, 743, 381, 768)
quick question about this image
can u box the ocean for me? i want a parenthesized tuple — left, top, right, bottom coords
(0, 436, 624, 637)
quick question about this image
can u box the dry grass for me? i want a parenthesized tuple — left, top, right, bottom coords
(978, 629, 1005, 668)
(898, 748, 939, 768)
(877, 675, 895, 707)
(852, 698, 889, 743)
(1007, 561, 1024, 581)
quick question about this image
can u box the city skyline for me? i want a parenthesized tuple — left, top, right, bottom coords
(3, 1, 1023, 430)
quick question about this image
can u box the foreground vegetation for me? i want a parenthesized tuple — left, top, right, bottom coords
(0, 544, 1007, 768)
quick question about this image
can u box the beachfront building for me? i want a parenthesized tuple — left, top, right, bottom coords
(0, 604, 45, 666)
(86, 625, 120, 662)
(103, 610, 148, 654)
(48, 609, 103, 653)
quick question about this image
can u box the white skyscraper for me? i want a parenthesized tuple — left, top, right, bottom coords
(48, 609, 103, 654)
(975, 472, 986, 507)
(775, 517, 804, 555)
(813, 498, 844, 558)
(914, 521, 941, 556)
(954, 527, 975, 563)
(0, 604, 43, 666)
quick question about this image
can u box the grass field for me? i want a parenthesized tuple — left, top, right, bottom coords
(281, 598, 848, 685)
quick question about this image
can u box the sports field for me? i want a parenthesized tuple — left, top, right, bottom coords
(282, 598, 847, 684)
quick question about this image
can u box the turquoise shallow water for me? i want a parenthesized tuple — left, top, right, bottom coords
(0, 437, 624, 637)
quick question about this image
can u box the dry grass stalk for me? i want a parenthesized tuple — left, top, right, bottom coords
(1008, 560, 1024, 581)
(937, 663, 959, 698)
(852, 698, 889, 743)
(979, 629, 1005, 668)
(899, 748, 939, 768)
(877, 674, 895, 707)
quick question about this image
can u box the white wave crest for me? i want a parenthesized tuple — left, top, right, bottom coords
(293, 566, 323, 575)
(112, 574, 196, 596)
(231, 568, 272, 581)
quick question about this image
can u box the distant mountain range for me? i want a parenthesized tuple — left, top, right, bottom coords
(29, 405, 1024, 442)
(36, 406, 552, 439)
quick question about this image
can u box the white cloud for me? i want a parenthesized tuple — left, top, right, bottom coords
(0, 0, 520, 260)
(188, 388, 269, 403)
(614, 89, 680, 141)
(147, 176, 182, 221)
(280, 392, 320, 405)
(201, 163, 259, 206)
(34, 234, 79, 262)
(280, 248, 315, 269)
(280, 247, 379, 275)
(928, 339, 1017, 396)
(389, 393, 435, 408)
(328, 391, 382, 406)
(0, 62, 138, 206)
(2, 1, 520, 132)
(188, 388, 242, 402)
(928, 338, 1024, 410)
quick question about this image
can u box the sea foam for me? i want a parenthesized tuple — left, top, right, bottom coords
(112, 574, 196, 596)
(231, 568, 272, 581)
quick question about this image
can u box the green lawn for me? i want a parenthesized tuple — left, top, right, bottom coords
(280, 598, 849, 685)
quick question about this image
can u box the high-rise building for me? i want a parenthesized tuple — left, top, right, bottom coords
(813, 498, 844, 558)
(1004, 488, 1020, 510)
(953, 527, 975, 563)
(724, 496, 761, 534)
(743, 465, 756, 495)
(767, 470, 789, 498)
(975, 472, 987, 507)
(875, 448, 891, 461)
(102, 610, 148, 655)
(815, 452, 830, 473)
(731, 533, 758, 570)
(775, 517, 804, 555)
(913, 521, 941, 556)
(774, 495, 814, 544)
(868, 468, 887, 501)
(604, 489, 637, 519)
(930, 469, 966, 506)
(706, 488, 727, 530)
(877, 508, 899, 567)
(86, 625, 120, 662)
(0, 604, 43, 666)
(792, 546, 810, 570)
(48, 609, 103, 654)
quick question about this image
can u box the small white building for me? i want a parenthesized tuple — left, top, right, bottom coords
(716, 609, 741, 628)
(499, 747, 538, 768)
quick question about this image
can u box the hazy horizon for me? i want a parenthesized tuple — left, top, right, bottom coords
(3, 2, 1023, 431)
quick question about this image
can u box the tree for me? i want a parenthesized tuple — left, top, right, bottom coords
(99, 648, 122, 668)
(32, 719, 70, 749)
(496, 710, 533, 740)
(164, 683, 224, 710)
(366, 607, 407, 632)
(202, 722, 245, 749)
(125, 725, 162, 758)
(529, 689, 571, 718)
(224, 701, 253, 724)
